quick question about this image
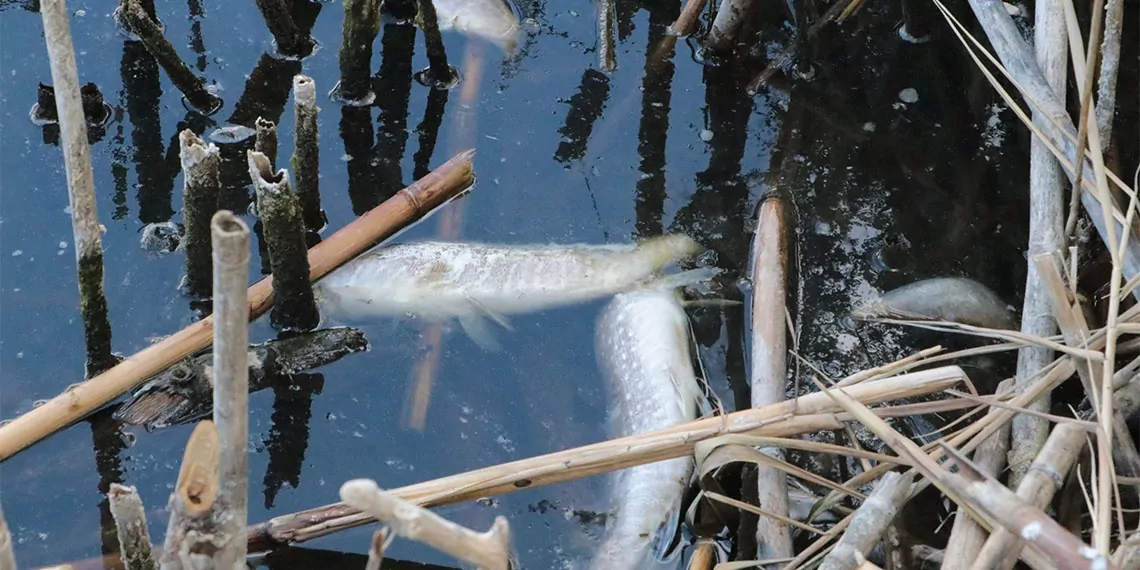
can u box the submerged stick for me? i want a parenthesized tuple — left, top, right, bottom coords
(415, 0, 456, 88)
(0, 504, 15, 570)
(290, 76, 323, 232)
(254, 117, 278, 170)
(252, 0, 314, 58)
(40, 0, 116, 376)
(341, 479, 510, 570)
(118, 0, 220, 113)
(748, 197, 793, 564)
(941, 380, 1013, 570)
(0, 149, 476, 462)
(209, 211, 250, 567)
(179, 130, 221, 298)
(250, 152, 319, 332)
(336, 0, 381, 104)
(671, 0, 709, 36)
(107, 484, 157, 570)
(1008, 0, 1066, 489)
(818, 471, 915, 570)
(248, 366, 966, 550)
(706, 0, 753, 50)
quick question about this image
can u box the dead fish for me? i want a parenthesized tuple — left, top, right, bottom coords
(207, 125, 257, 144)
(588, 283, 708, 570)
(433, 0, 521, 52)
(114, 327, 368, 430)
(313, 235, 706, 350)
(852, 277, 1017, 330)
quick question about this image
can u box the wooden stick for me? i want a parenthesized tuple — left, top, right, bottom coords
(290, 75, 323, 232)
(252, 0, 313, 58)
(941, 380, 1013, 570)
(365, 528, 390, 570)
(118, 0, 220, 113)
(107, 484, 157, 570)
(160, 421, 220, 568)
(1007, 0, 1066, 489)
(341, 479, 510, 570)
(705, 0, 753, 50)
(250, 151, 319, 332)
(748, 197, 793, 564)
(247, 366, 966, 550)
(670, 0, 708, 36)
(179, 130, 221, 299)
(0, 504, 16, 570)
(209, 210, 250, 567)
(819, 471, 915, 570)
(40, 0, 116, 376)
(335, 0, 381, 105)
(688, 541, 719, 570)
(0, 149, 476, 461)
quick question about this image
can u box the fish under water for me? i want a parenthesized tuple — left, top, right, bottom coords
(433, 0, 521, 52)
(588, 285, 707, 570)
(313, 235, 706, 350)
(851, 277, 1017, 330)
(114, 327, 368, 430)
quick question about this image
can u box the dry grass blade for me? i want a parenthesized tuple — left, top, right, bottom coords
(704, 491, 826, 535)
(696, 439, 869, 501)
(861, 318, 1100, 361)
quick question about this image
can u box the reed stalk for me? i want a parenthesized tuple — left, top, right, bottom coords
(0, 504, 16, 570)
(179, 130, 221, 299)
(290, 76, 323, 231)
(252, 0, 314, 58)
(335, 0, 381, 104)
(818, 472, 914, 570)
(415, 0, 456, 88)
(160, 421, 220, 569)
(706, 0, 753, 50)
(254, 117, 278, 170)
(118, 0, 220, 113)
(107, 484, 157, 570)
(597, 0, 616, 71)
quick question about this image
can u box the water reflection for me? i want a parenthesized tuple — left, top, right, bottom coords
(262, 373, 324, 509)
(633, 1, 677, 239)
(121, 40, 173, 224)
(373, 21, 416, 203)
(553, 69, 609, 165)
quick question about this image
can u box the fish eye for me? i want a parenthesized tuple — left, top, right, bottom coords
(171, 365, 191, 380)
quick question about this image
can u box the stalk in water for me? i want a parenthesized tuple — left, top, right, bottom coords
(291, 75, 324, 232)
(179, 130, 221, 299)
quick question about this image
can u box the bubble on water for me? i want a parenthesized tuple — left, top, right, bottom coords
(898, 88, 919, 103)
(699, 129, 714, 142)
(11, 250, 22, 257)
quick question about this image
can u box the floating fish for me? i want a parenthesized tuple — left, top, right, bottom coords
(433, 0, 521, 52)
(207, 125, 257, 144)
(314, 235, 706, 350)
(114, 327, 368, 430)
(851, 277, 1017, 330)
(589, 284, 707, 570)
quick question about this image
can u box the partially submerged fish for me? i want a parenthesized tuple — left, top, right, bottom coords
(433, 0, 521, 52)
(852, 277, 1017, 330)
(114, 327, 368, 430)
(314, 235, 705, 349)
(589, 286, 706, 570)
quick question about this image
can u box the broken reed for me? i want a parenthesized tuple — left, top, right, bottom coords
(291, 75, 324, 231)
(179, 130, 221, 298)
(336, 0, 381, 104)
(117, 0, 220, 112)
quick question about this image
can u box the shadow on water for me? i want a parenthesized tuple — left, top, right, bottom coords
(2, 0, 1138, 566)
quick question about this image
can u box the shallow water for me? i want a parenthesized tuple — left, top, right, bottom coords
(3, 0, 1133, 567)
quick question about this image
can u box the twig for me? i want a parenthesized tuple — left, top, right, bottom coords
(291, 75, 324, 232)
(706, 0, 753, 50)
(365, 528, 390, 570)
(160, 420, 220, 568)
(118, 0, 220, 113)
(941, 380, 1013, 570)
(671, 0, 708, 36)
(1008, 0, 1066, 489)
(819, 472, 915, 570)
(254, 117, 278, 170)
(179, 130, 221, 299)
(340, 479, 510, 570)
(748, 197, 793, 564)
(247, 366, 965, 550)
(107, 484, 157, 570)
(40, 0, 116, 376)
(0, 149, 476, 461)
(250, 151, 320, 332)
(252, 0, 313, 58)
(0, 504, 16, 570)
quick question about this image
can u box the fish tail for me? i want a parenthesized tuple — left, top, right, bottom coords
(642, 267, 722, 291)
(634, 234, 703, 268)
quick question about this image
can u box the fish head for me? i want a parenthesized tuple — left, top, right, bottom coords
(635, 234, 704, 270)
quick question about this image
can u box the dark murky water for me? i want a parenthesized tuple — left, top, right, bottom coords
(1, 0, 1136, 567)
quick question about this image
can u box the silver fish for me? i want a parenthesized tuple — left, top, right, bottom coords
(589, 286, 706, 570)
(314, 235, 705, 349)
(433, 0, 521, 52)
(207, 125, 257, 144)
(852, 277, 1017, 330)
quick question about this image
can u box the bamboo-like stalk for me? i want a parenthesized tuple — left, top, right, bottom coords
(179, 130, 221, 299)
(688, 541, 718, 570)
(252, 0, 313, 58)
(415, 0, 456, 88)
(0, 504, 16, 570)
(748, 197, 792, 565)
(209, 210, 250, 568)
(597, 0, 616, 71)
(117, 0, 220, 113)
(819, 471, 915, 570)
(705, 0, 753, 50)
(967, 422, 1086, 570)
(40, 0, 117, 376)
(671, 0, 708, 35)
(1094, 0, 1122, 150)
(290, 76, 323, 232)
(1007, 0, 1066, 489)
(365, 529, 390, 570)
(247, 366, 966, 550)
(160, 420, 220, 569)
(341, 479, 510, 570)
(254, 117, 278, 170)
(335, 0, 381, 104)
(941, 379, 1013, 570)
(0, 149, 476, 462)
(250, 151, 319, 332)
(107, 484, 157, 570)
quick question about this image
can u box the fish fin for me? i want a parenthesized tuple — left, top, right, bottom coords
(642, 267, 723, 291)
(459, 314, 503, 352)
(464, 295, 514, 331)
